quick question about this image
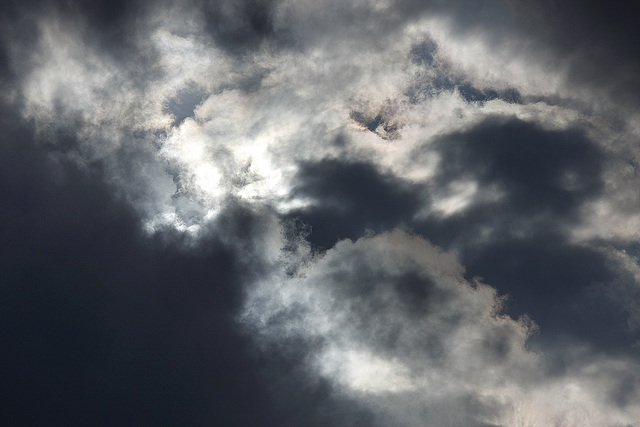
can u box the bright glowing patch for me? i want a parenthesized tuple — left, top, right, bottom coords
(194, 163, 222, 197)
(432, 180, 478, 215)
(319, 347, 415, 394)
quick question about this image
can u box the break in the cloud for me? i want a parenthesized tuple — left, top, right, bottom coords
(1, 0, 640, 425)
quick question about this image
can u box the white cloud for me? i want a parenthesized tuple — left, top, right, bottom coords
(13, 2, 639, 243)
(243, 230, 640, 426)
(8, 5, 581, 219)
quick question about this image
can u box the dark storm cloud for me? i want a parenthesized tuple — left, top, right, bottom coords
(0, 0, 142, 53)
(461, 235, 630, 348)
(282, 117, 632, 351)
(413, 118, 603, 258)
(247, 221, 640, 424)
(415, 208, 623, 350)
(377, 0, 640, 113)
(2, 0, 640, 425)
(3, 0, 281, 57)
(508, 0, 640, 108)
(201, 0, 281, 53)
(411, 118, 637, 351)
(0, 1, 40, 83)
(286, 159, 424, 250)
(285, 114, 632, 353)
(433, 118, 603, 220)
(0, 105, 372, 426)
(429, 0, 640, 110)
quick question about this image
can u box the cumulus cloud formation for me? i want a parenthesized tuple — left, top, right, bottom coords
(1, 0, 640, 425)
(246, 230, 640, 426)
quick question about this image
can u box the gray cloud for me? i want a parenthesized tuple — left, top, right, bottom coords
(2, 0, 640, 425)
(244, 230, 640, 426)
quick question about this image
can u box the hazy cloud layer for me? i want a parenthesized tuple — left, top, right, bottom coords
(2, 0, 640, 425)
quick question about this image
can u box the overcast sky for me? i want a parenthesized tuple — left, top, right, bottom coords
(1, 0, 640, 425)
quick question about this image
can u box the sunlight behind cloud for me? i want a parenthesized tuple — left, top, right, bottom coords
(3, 0, 640, 425)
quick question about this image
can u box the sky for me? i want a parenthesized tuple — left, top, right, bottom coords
(1, 0, 640, 425)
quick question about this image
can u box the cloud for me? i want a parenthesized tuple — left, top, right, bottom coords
(2, 1, 640, 425)
(244, 230, 640, 426)
(0, 102, 384, 426)
(285, 158, 425, 249)
(506, 0, 640, 110)
(431, 118, 603, 216)
(0, 105, 249, 424)
(7, 0, 631, 238)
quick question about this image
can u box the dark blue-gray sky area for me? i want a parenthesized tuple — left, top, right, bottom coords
(1, 0, 639, 425)
(0, 103, 374, 426)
